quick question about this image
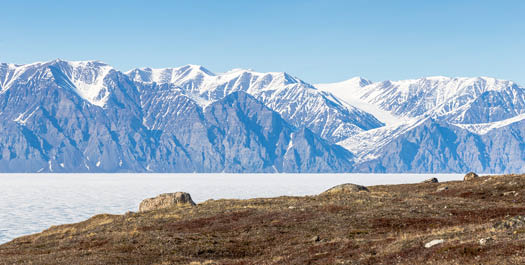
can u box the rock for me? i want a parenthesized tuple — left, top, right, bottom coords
(479, 237, 493, 245)
(424, 239, 444, 248)
(139, 192, 196, 212)
(311, 235, 320, 242)
(124, 211, 135, 217)
(503, 191, 518, 197)
(436, 186, 449, 192)
(423, 177, 438, 183)
(464, 172, 479, 181)
(494, 215, 525, 230)
(321, 183, 369, 195)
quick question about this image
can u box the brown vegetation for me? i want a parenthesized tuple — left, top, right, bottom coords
(2, 174, 525, 264)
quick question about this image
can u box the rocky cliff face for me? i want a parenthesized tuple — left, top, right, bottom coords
(128, 66, 384, 143)
(0, 60, 352, 172)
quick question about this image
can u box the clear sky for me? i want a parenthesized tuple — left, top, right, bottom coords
(1, 0, 524, 84)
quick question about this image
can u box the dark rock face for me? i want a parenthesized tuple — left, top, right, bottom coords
(139, 192, 196, 212)
(464, 172, 479, 181)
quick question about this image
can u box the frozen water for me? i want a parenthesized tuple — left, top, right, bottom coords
(0, 173, 463, 244)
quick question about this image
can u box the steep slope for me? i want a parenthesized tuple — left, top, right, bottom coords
(3, 59, 525, 173)
(143, 90, 354, 172)
(316, 77, 405, 126)
(0, 60, 353, 172)
(128, 67, 383, 142)
(0, 60, 155, 172)
(201, 92, 353, 172)
(353, 118, 525, 173)
(318, 76, 525, 124)
(138, 83, 354, 172)
(318, 76, 525, 173)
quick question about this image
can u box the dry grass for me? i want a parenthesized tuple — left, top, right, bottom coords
(2, 174, 525, 264)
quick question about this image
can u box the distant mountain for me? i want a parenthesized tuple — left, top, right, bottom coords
(1, 59, 524, 173)
(127, 66, 383, 143)
(317, 76, 525, 124)
(317, 76, 525, 173)
(0, 60, 352, 172)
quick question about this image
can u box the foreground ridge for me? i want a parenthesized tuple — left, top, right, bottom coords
(2, 174, 525, 264)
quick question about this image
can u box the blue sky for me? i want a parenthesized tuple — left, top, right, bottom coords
(1, 0, 524, 84)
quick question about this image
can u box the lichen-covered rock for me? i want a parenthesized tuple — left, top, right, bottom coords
(464, 172, 479, 181)
(494, 215, 525, 230)
(321, 183, 369, 195)
(139, 192, 196, 212)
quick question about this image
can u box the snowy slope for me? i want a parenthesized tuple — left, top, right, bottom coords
(1, 60, 117, 107)
(0, 60, 353, 173)
(2, 59, 525, 173)
(316, 77, 406, 126)
(54, 60, 114, 107)
(128, 66, 384, 142)
(453, 113, 525, 135)
(318, 76, 525, 124)
(319, 76, 525, 172)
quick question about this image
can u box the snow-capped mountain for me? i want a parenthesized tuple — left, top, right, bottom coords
(317, 76, 525, 124)
(0, 60, 353, 172)
(1, 59, 525, 173)
(127, 66, 383, 143)
(317, 76, 525, 172)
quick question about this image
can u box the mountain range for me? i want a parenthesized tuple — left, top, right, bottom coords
(0, 59, 523, 173)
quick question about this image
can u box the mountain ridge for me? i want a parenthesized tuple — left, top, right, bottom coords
(1, 59, 525, 173)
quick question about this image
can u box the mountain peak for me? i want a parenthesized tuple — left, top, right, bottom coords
(126, 64, 215, 84)
(315, 76, 372, 90)
(44, 59, 115, 107)
(48, 59, 110, 68)
(178, 64, 215, 76)
(346, 76, 372, 87)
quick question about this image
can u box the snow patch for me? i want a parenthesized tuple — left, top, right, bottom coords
(68, 63, 113, 107)
(453, 113, 525, 135)
(13, 107, 39, 125)
(316, 78, 405, 126)
(338, 117, 425, 163)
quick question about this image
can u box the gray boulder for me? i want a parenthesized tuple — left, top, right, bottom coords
(322, 183, 369, 195)
(139, 192, 196, 212)
(464, 172, 479, 181)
